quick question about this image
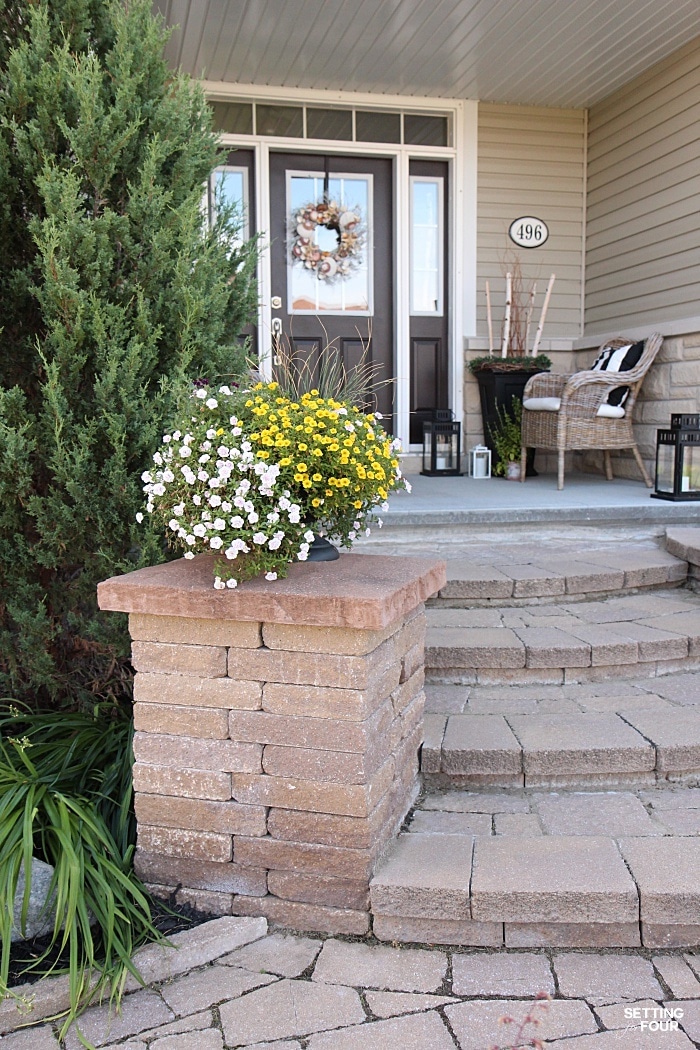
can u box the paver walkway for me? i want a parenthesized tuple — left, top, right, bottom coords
(3, 917, 700, 1049)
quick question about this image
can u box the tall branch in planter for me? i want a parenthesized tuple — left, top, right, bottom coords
(0, 0, 259, 710)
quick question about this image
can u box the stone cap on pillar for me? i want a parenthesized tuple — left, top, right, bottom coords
(98, 553, 446, 630)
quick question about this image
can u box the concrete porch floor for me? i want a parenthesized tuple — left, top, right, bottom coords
(380, 471, 700, 528)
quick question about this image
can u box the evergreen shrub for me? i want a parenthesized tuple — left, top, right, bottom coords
(0, 0, 258, 709)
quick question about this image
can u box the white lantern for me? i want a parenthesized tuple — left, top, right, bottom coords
(469, 444, 492, 479)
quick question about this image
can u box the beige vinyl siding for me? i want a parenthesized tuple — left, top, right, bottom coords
(476, 103, 586, 342)
(586, 36, 700, 333)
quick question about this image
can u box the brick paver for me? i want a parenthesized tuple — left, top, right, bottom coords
(312, 938, 447, 992)
(553, 953, 663, 1003)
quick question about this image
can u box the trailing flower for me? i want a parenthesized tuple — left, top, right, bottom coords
(142, 382, 409, 587)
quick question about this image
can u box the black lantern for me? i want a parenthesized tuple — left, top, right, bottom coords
(421, 410, 462, 476)
(652, 414, 700, 501)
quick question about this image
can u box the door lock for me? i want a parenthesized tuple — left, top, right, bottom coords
(271, 296, 282, 310)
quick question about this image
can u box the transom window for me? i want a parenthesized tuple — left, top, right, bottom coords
(209, 100, 450, 147)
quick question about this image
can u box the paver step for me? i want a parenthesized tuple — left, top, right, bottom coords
(425, 589, 700, 684)
(431, 545, 686, 607)
(369, 784, 700, 949)
(422, 670, 700, 786)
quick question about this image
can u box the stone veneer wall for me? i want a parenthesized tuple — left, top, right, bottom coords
(98, 552, 445, 937)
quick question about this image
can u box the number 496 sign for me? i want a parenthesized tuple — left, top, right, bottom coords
(509, 216, 549, 249)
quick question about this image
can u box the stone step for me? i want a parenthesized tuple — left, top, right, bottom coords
(432, 545, 686, 607)
(422, 670, 700, 786)
(369, 784, 700, 949)
(425, 588, 700, 684)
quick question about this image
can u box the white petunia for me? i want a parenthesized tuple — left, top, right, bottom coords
(297, 549, 308, 561)
(208, 477, 221, 488)
(230, 515, 244, 528)
(209, 536, 223, 549)
(209, 494, 222, 507)
(226, 577, 238, 588)
(197, 470, 209, 482)
(163, 434, 172, 443)
(162, 469, 174, 483)
(219, 385, 232, 395)
(268, 536, 282, 550)
(193, 523, 207, 537)
(179, 446, 192, 457)
(135, 512, 144, 523)
(192, 494, 202, 505)
(195, 389, 207, 400)
(199, 454, 210, 464)
(217, 446, 230, 457)
(248, 511, 259, 524)
(183, 551, 195, 560)
(173, 430, 182, 440)
(252, 532, 267, 544)
(206, 398, 218, 410)
(213, 518, 226, 531)
(304, 530, 315, 543)
(153, 451, 163, 465)
(152, 483, 165, 496)
(174, 503, 185, 515)
(213, 576, 225, 588)
(185, 534, 196, 545)
(265, 572, 278, 581)
(224, 546, 239, 560)
(221, 501, 232, 512)
(168, 519, 179, 531)
(141, 471, 153, 483)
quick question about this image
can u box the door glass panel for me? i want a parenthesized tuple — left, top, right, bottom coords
(410, 176, 443, 315)
(209, 101, 253, 135)
(208, 166, 249, 240)
(306, 108, 353, 141)
(356, 110, 401, 143)
(256, 104, 303, 137)
(404, 113, 449, 147)
(287, 172, 372, 315)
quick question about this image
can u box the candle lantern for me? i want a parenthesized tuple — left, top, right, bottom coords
(421, 410, 462, 476)
(652, 414, 700, 501)
(469, 444, 492, 479)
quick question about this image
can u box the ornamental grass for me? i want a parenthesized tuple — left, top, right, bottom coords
(0, 704, 163, 1041)
(142, 382, 410, 587)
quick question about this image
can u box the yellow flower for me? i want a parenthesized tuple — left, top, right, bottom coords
(280, 457, 292, 466)
(298, 443, 308, 451)
(258, 450, 270, 459)
(312, 473, 322, 482)
(296, 463, 308, 473)
(353, 500, 362, 509)
(312, 497, 323, 507)
(216, 427, 224, 435)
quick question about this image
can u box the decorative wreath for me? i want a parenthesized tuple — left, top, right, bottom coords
(290, 199, 364, 281)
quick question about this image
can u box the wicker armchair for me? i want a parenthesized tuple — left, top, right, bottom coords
(519, 333, 663, 490)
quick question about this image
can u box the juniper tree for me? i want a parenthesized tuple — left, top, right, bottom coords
(0, 0, 258, 708)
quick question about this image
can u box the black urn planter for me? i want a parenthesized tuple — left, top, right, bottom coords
(475, 368, 545, 477)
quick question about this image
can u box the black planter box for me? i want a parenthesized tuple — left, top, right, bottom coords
(475, 368, 543, 476)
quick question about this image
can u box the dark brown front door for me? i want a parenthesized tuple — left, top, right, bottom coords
(269, 152, 394, 424)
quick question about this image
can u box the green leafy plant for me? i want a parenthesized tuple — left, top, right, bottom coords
(468, 352, 552, 375)
(489, 398, 524, 476)
(142, 381, 409, 587)
(0, 0, 258, 711)
(0, 702, 162, 1040)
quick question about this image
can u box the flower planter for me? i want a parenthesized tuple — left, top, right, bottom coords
(474, 368, 544, 476)
(98, 552, 446, 935)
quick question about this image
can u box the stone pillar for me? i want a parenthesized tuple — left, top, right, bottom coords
(98, 552, 445, 936)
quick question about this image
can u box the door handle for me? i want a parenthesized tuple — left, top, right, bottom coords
(271, 318, 282, 337)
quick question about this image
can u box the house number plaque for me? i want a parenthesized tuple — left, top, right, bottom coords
(508, 216, 549, 249)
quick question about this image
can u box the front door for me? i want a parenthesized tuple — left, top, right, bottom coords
(269, 152, 394, 423)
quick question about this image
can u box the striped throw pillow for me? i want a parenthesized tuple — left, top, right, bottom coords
(590, 340, 645, 407)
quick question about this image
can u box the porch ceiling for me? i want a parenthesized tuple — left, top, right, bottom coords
(155, 0, 700, 109)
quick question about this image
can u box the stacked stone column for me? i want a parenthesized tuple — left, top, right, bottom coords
(98, 553, 445, 936)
